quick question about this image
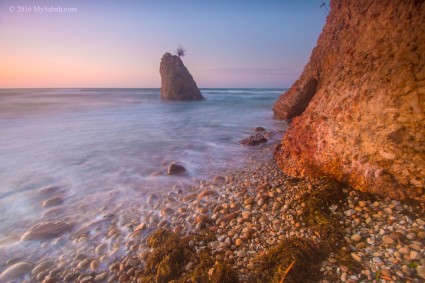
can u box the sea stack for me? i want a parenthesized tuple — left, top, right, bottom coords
(273, 0, 424, 203)
(159, 52, 204, 101)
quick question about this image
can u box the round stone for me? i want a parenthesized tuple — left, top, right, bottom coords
(351, 234, 362, 242)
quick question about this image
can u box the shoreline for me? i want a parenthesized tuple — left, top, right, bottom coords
(1, 138, 424, 282)
(127, 158, 425, 283)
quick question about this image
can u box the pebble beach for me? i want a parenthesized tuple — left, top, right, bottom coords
(1, 136, 424, 283)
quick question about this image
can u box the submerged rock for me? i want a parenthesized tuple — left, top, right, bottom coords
(167, 163, 186, 175)
(239, 134, 268, 146)
(0, 261, 34, 281)
(38, 185, 61, 196)
(42, 197, 63, 208)
(159, 52, 204, 101)
(21, 221, 73, 241)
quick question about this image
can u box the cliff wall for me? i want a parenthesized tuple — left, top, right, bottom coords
(273, 0, 425, 202)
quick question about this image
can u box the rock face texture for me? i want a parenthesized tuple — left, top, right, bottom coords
(160, 53, 204, 101)
(274, 0, 425, 202)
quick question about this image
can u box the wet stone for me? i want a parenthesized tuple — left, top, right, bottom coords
(21, 221, 73, 241)
(0, 261, 34, 282)
(42, 197, 63, 208)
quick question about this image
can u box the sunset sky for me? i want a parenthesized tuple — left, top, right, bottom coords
(0, 0, 328, 88)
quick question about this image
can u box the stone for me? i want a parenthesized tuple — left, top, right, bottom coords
(196, 214, 207, 223)
(78, 259, 90, 270)
(239, 134, 268, 146)
(0, 261, 34, 281)
(351, 234, 362, 242)
(417, 266, 425, 279)
(406, 233, 416, 240)
(381, 269, 391, 278)
(382, 235, 394, 245)
(241, 211, 251, 220)
(31, 261, 53, 276)
(38, 186, 61, 196)
(237, 251, 247, 258)
(351, 253, 361, 262)
(21, 222, 73, 241)
(94, 272, 107, 282)
(90, 260, 99, 271)
(167, 163, 186, 175)
(159, 52, 204, 101)
(273, 0, 425, 203)
(42, 197, 63, 208)
(410, 250, 421, 260)
(64, 273, 78, 282)
(398, 247, 410, 255)
(254, 127, 266, 132)
(185, 262, 194, 272)
(220, 212, 238, 223)
(358, 201, 367, 207)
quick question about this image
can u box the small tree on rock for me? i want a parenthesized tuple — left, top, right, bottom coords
(176, 45, 186, 58)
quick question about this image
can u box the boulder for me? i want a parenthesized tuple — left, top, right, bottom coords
(167, 163, 186, 175)
(273, 0, 425, 202)
(160, 52, 204, 101)
(239, 134, 268, 146)
(21, 221, 73, 241)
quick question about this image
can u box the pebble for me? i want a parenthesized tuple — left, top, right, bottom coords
(90, 259, 99, 271)
(410, 250, 421, 260)
(398, 247, 410, 255)
(5, 157, 423, 283)
(42, 197, 63, 208)
(0, 262, 34, 281)
(32, 261, 53, 276)
(351, 234, 362, 242)
(382, 235, 394, 245)
(351, 253, 362, 262)
(185, 262, 194, 272)
(241, 211, 251, 220)
(417, 266, 425, 279)
(21, 221, 73, 241)
(406, 233, 416, 240)
(167, 163, 186, 175)
(358, 201, 367, 207)
(94, 272, 108, 282)
(64, 273, 78, 282)
(78, 258, 90, 270)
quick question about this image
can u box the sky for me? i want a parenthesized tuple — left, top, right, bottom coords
(0, 0, 328, 88)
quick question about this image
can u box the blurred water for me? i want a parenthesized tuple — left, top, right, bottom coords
(0, 88, 286, 248)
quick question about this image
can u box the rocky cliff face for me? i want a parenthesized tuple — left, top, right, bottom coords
(274, 0, 425, 202)
(160, 53, 204, 101)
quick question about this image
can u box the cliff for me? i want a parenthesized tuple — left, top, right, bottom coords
(160, 53, 204, 101)
(273, 0, 425, 202)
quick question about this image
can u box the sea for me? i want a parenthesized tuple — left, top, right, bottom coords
(0, 88, 286, 264)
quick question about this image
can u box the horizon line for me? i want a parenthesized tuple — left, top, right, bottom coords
(0, 87, 289, 90)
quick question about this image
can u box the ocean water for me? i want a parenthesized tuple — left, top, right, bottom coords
(0, 88, 286, 262)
